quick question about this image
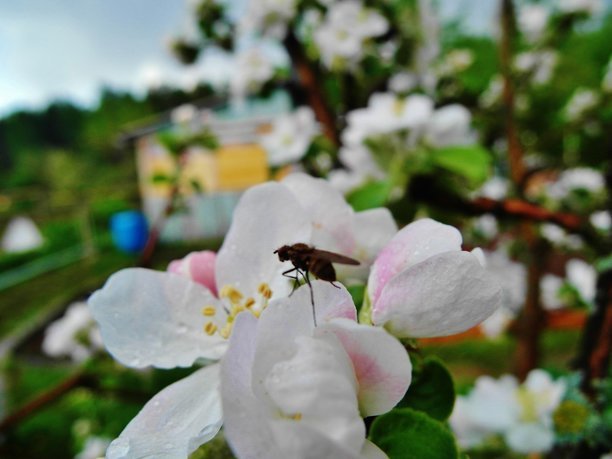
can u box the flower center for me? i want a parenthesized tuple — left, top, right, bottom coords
(202, 283, 273, 339)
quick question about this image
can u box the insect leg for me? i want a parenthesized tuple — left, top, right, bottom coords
(304, 270, 317, 327)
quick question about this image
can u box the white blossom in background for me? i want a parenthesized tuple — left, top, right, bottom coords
(75, 436, 112, 459)
(472, 214, 499, 240)
(517, 4, 549, 42)
(230, 47, 275, 103)
(451, 375, 520, 447)
(221, 282, 411, 458)
(474, 176, 510, 201)
(314, 0, 388, 70)
(480, 75, 504, 108)
(564, 88, 599, 122)
(559, 0, 602, 15)
(451, 370, 566, 454)
(343, 93, 434, 147)
(424, 104, 476, 148)
(540, 223, 584, 250)
(260, 107, 318, 166)
(590, 210, 611, 231)
(42, 302, 103, 363)
(328, 145, 387, 195)
(1, 216, 44, 253)
(566, 259, 597, 304)
(240, 0, 297, 38)
(388, 72, 418, 93)
(480, 307, 514, 338)
(546, 167, 605, 199)
(437, 49, 474, 77)
(541, 274, 564, 310)
(514, 50, 558, 85)
(170, 104, 198, 126)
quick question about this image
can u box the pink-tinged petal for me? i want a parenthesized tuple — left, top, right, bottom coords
(106, 364, 222, 459)
(373, 251, 502, 338)
(318, 319, 412, 416)
(168, 251, 217, 296)
(251, 281, 357, 402)
(282, 173, 356, 255)
(368, 218, 462, 305)
(264, 335, 364, 453)
(221, 313, 285, 459)
(337, 208, 397, 282)
(216, 182, 311, 300)
(89, 268, 227, 368)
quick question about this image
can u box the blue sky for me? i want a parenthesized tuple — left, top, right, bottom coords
(0, 0, 604, 116)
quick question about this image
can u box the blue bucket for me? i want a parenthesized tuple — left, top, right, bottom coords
(110, 211, 149, 253)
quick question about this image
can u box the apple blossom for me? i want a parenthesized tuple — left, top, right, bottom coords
(221, 281, 411, 459)
(566, 259, 596, 304)
(591, 210, 611, 231)
(367, 218, 502, 338)
(546, 167, 605, 199)
(314, 1, 388, 70)
(451, 370, 566, 454)
(42, 302, 104, 363)
(89, 174, 398, 457)
(564, 88, 599, 122)
(517, 4, 549, 43)
(541, 274, 564, 310)
(230, 47, 275, 103)
(240, 0, 297, 38)
(260, 107, 318, 166)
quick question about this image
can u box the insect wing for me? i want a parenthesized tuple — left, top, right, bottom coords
(310, 249, 360, 266)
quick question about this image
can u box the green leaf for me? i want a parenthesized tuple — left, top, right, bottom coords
(398, 357, 456, 421)
(346, 284, 365, 314)
(151, 172, 173, 184)
(347, 180, 392, 211)
(430, 145, 492, 186)
(369, 407, 459, 459)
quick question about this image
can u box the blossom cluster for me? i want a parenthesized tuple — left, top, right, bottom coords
(450, 369, 567, 454)
(88, 173, 502, 458)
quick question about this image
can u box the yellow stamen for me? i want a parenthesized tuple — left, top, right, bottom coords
(202, 305, 216, 317)
(231, 304, 245, 316)
(220, 285, 243, 305)
(258, 283, 272, 299)
(291, 413, 302, 421)
(204, 321, 218, 336)
(220, 323, 233, 339)
(244, 297, 256, 309)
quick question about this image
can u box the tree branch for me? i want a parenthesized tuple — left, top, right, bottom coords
(283, 31, 340, 147)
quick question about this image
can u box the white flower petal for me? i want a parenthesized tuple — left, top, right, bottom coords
(282, 173, 356, 254)
(373, 251, 502, 337)
(106, 364, 223, 459)
(221, 313, 285, 458)
(368, 218, 463, 306)
(504, 422, 554, 454)
(251, 281, 357, 402)
(318, 318, 412, 416)
(216, 182, 312, 299)
(265, 334, 364, 452)
(89, 268, 227, 368)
